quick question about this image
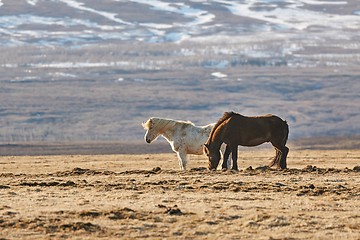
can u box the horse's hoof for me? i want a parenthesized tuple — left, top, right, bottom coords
(231, 168, 239, 172)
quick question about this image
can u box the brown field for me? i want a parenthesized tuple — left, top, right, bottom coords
(1, 149, 359, 239)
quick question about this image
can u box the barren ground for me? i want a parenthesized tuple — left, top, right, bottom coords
(1, 149, 359, 239)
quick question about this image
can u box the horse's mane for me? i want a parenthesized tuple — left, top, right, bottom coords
(206, 112, 237, 144)
(143, 117, 194, 132)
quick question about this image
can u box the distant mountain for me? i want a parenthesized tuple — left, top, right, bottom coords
(0, 0, 359, 143)
(1, 0, 359, 46)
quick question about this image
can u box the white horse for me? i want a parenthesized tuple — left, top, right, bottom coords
(142, 117, 226, 170)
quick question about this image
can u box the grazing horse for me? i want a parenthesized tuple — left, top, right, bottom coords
(143, 117, 227, 170)
(204, 112, 289, 171)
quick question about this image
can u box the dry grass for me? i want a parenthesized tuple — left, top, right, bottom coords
(0, 149, 359, 239)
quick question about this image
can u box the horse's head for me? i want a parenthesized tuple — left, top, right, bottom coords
(142, 118, 160, 143)
(204, 143, 221, 170)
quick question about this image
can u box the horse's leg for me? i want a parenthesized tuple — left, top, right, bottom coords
(176, 149, 188, 170)
(277, 123, 289, 169)
(280, 146, 289, 169)
(230, 145, 239, 171)
(222, 145, 231, 170)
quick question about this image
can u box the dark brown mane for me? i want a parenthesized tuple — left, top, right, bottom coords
(206, 111, 237, 145)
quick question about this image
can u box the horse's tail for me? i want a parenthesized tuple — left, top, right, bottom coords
(206, 112, 237, 145)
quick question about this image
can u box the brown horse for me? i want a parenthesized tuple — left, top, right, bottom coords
(204, 112, 289, 171)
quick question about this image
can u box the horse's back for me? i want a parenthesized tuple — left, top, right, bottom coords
(254, 114, 288, 135)
(264, 115, 288, 130)
(222, 113, 288, 142)
(255, 114, 289, 143)
(173, 123, 212, 154)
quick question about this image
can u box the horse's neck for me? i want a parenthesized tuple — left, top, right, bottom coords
(212, 138, 223, 151)
(160, 123, 177, 142)
(209, 127, 224, 150)
(161, 130, 173, 142)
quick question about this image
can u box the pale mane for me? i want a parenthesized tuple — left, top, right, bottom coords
(142, 118, 152, 129)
